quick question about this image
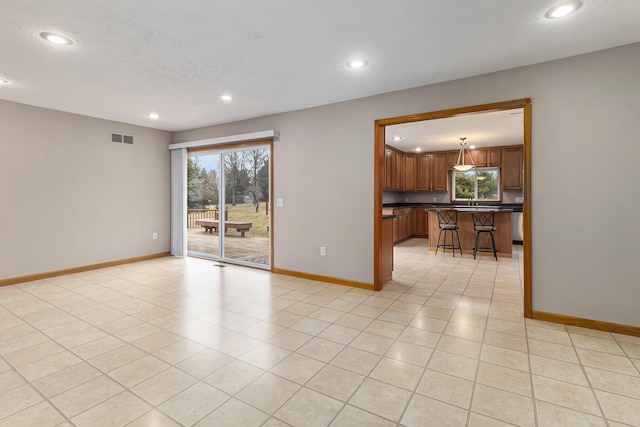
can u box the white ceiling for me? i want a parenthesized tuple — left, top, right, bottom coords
(1, 1, 639, 132)
(386, 108, 524, 153)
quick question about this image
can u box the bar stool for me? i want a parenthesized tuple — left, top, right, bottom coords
(435, 209, 462, 257)
(471, 210, 497, 260)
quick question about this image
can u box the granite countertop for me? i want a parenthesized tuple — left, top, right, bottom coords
(383, 202, 523, 212)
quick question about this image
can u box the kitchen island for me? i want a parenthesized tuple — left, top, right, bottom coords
(426, 208, 513, 258)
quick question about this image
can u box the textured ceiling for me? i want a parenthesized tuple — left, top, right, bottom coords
(1, 0, 639, 131)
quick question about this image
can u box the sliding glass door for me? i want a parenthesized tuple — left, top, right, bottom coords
(186, 144, 270, 268)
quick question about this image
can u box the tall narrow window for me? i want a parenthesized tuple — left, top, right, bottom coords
(453, 168, 500, 201)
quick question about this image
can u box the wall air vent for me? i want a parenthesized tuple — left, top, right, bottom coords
(110, 132, 134, 144)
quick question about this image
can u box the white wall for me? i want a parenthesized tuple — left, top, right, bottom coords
(0, 100, 172, 279)
(175, 42, 640, 327)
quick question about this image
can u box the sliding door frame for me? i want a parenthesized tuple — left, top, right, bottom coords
(186, 139, 274, 271)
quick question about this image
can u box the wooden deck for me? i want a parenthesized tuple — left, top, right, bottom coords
(187, 227, 269, 265)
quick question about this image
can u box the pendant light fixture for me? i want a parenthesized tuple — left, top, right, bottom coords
(453, 137, 475, 171)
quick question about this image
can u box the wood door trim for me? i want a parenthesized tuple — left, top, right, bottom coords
(374, 99, 532, 318)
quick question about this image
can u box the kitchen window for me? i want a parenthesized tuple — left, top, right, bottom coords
(453, 168, 500, 201)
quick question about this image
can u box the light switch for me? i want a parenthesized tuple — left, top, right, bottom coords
(276, 198, 284, 207)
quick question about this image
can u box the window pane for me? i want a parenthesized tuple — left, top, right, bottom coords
(454, 171, 475, 199)
(477, 170, 499, 200)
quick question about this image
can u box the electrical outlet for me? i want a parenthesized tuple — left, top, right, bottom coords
(405, 197, 409, 202)
(432, 197, 437, 202)
(515, 197, 524, 203)
(276, 198, 284, 207)
(320, 246, 326, 256)
(152, 232, 158, 240)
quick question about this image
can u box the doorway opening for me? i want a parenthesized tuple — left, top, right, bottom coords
(187, 142, 272, 269)
(374, 99, 532, 317)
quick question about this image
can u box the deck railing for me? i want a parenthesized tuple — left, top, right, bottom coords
(187, 209, 218, 228)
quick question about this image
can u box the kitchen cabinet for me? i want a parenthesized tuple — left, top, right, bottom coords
(417, 153, 448, 191)
(431, 153, 448, 191)
(384, 147, 394, 190)
(384, 146, 405, 191)
(489, 149, 501, 167)
(447, 151, 459, 170)
(404, 154, 416, 191)
(503, 146, 523, 190)
(470, 149, 487, 167)
(385, 208, 414, 243)
(413, 208, 428, 237)
(394, 151, 403, 190)
(417, 154, 432, 191)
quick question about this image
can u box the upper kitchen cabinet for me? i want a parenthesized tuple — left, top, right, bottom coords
(446, 151, 459, 170)
(394, 150, 403, 190)
(431, 153, 448, 191)
(404, 153, 416, 191)
(416, 153, 448, 191)
(470, 149, 487, 167)
(489, 148, 501, 167)
(384, 145, 405, 191)
(416, 154, 431, 191)
(503, 146, 523, 190)
(384, 147, 394, 190)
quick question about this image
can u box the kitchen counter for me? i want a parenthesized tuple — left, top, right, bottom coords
(426, 208, 513, 258)
(383, 202, 522, 212)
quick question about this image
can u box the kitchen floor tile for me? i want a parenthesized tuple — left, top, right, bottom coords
(194, 398, 269, 427)
(50, 375, 124, 418)
(0, 243, 637, 426)
(130, 367, 197, 405)
(236, 373, 300, 414)
(330, 347, 382, 376)
(159, 381, 230, 426)
(594, 390, 640, 426)
(532, 375, 601, 416)
(370, 357, 423, 390)
(401, 394, 468, 427)
(472, 384, 535, 427)
(331, 405, 395, 426)
(416, 369, 474, 409)
(349, 378, 412, 422)
(0, 384, 43, 420)
(270, 353, 324, 384)
(0, 401, 65, 427)
(275, 388, 342, 427)
(536, 400, 607, 427)
(71, 390, 151, 427)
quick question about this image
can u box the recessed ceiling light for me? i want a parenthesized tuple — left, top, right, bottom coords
(147, 113, 160, 119)
(221, 95, 232, 102)
(0, 78, 9, 85)
(469, 145, 476, 149)
(39, 32, 74, 45)
(346, 59, 367, 69)
(415, 148, 422, 152)
(545, 1, 582, 19)
(391, 136, 402, 141)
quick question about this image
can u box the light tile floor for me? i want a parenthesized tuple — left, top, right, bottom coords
(1, 239, 639, 426)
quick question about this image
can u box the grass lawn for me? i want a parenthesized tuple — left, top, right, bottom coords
(226, 202, 270, 237)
